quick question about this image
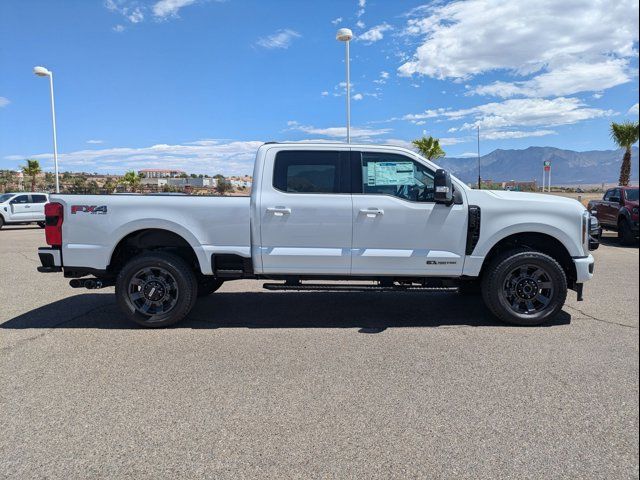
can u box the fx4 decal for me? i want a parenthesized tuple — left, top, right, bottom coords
(71, 205, 108, 215)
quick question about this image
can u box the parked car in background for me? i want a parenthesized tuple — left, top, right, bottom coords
(588, 187, 639, 245)
(0, 193, 49, 229)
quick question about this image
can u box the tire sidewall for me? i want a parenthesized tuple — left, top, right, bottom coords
(116, 253, 197, 328)
(484, 251, 567, 326)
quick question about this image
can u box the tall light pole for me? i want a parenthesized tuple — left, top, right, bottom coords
(477, 125, 481, 189)
(33, 66, 60, 193)
(336, 28, 353, 144)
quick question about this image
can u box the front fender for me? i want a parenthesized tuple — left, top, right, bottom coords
(474, 222, 582, 258)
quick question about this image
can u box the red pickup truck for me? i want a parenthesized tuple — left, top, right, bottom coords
(588, 187, 639, 245)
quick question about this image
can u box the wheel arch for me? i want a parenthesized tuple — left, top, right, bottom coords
(108, 227, 205, 276)
(478, 231, 577, 288)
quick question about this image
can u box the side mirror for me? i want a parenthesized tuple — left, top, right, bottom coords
(434, 169, 453, 205)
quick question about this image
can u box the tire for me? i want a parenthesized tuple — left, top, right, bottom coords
(115, 252, 198, 328)
(0, 216, 4, 230)
(481, 249, 567, 326)
(618, 219, 635, 246)
(37, 221, 46, 229)
(197, 277, 224, 297)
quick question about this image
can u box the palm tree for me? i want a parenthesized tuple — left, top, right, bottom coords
(22, 159, 42, 191)
(610, 121, 639, 186)
(123, 170, 142, 192)
(412, 136, 446, 161)
(215, 178, 233, 196)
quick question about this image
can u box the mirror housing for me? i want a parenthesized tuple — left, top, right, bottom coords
(434, 169, 453, 205)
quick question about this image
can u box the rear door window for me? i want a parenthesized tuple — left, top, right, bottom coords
(32, 195, 48, 203)
(273, 151, 346, 193)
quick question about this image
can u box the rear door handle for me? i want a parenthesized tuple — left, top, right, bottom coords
(359, 208, 384, 217)
(266, 207, 291, 216)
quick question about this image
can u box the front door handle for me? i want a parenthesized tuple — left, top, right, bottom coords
(359, 208, 384, 218)
(266, 207, 291, 216)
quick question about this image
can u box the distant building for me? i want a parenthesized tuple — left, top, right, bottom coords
(227, 176, 253, 188)
(502, 180, 537, 191)
(139, 169, 185, 178)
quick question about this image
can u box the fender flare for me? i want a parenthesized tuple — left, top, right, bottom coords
(474, 222, 581, 258)
(107, 219, 210, 274)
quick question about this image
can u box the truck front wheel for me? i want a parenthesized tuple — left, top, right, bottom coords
(481, 249, 567, 326)
(115, 252, 198, 328)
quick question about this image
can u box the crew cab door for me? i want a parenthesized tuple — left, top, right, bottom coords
(30, 194, 48, 221)
(8, 194, 35, 221)
(258, 149, 352, 275)
(350, 151, 467, 276)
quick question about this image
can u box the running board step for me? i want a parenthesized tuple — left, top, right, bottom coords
(262, 283, 457, 292)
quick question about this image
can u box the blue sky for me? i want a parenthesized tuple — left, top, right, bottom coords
(0, 0, 638, 175)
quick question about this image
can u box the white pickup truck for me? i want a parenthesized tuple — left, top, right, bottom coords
(37, 143, 599, 327)
(0, 192, 49, 229)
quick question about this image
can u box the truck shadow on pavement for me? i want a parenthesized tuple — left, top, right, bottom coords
(1, 290, 571, 332)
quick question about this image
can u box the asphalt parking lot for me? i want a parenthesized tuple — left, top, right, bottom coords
(1, 226, 638, 479)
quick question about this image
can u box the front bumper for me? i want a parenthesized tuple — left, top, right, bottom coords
(37, 247, 62, 273)
(573, 254, 595, 284)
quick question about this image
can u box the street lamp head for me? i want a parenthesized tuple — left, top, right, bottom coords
(336, 28, 353, 42)
(33, 66, 52, 77)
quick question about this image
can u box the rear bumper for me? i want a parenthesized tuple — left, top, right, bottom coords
(573, 254, 595, 284)
(37, 247, 62, 273)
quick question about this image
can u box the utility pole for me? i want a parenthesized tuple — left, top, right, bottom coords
(477, 125, 481, 189)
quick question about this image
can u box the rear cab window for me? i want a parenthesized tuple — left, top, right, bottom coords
(273, 150, 349, 193)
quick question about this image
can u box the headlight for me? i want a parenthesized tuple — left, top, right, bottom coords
(589, 215, 599, 231)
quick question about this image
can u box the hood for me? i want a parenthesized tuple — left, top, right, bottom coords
(472, 189, 585, 208)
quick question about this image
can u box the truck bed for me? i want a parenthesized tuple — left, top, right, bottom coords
(52, 194, 251, 274)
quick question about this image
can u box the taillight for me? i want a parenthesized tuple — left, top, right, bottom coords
(44, 202, 63, 247)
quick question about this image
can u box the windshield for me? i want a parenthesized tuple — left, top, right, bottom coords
(626, 188, 639, 202)
(0, 194, 15, 203)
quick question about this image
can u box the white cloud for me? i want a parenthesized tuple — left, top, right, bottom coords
(399, 0, 638, 98)
(0, 97, 9, 108)
(404, 97, 614, 130)
(358, 0, 366, 7)
(255, 29, 301, 49)
(113, 24, 125, 32)
(152, 0, 197, 18)
(481, 129, 557, 140)
(628, 103, 640, 117)
(356, 20, 365, 29)
(287, 122, 391, 139)
(470, 60, 632, 98)
(127, 7, 144, 23)
(321, 91, 329, 97)
(86, 139, 105, 144)
(374, 71, 389, 84)
(358, 23, 392, 43)
(331, 17, 343, 25)
(592, 93, 603, 99)
(8, 139, 264, 175)
(352, 93, 364, 101)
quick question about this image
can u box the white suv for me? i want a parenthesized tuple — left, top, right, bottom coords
(0, 192, 50, 229)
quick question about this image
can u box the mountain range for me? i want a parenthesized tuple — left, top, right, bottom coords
(439, 146, 639, 185)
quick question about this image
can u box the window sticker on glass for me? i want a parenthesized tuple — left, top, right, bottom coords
(367, 162, 415, 186)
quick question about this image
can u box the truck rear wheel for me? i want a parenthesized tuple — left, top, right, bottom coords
(618, 219, 635, 246)
(481, 249, 567, 326)
(115, 252, 197, 328)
